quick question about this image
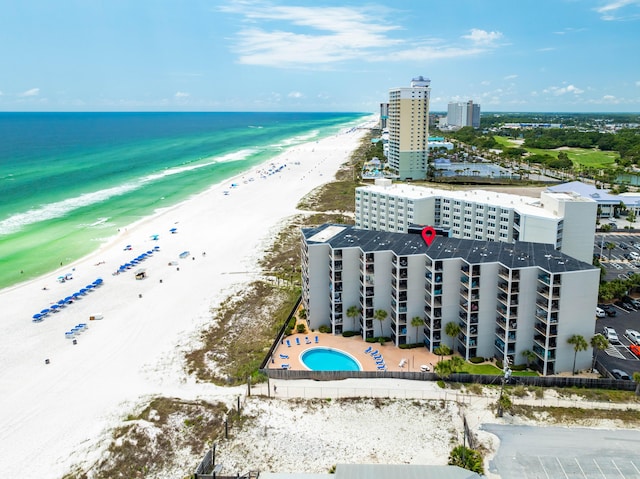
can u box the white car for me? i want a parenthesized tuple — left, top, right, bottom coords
(625, 329, 640, 345)
(603, 326, 620, 344)
(596, 307, 606, 318)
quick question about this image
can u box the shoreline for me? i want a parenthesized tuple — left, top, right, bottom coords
(0, 120, 374, 477)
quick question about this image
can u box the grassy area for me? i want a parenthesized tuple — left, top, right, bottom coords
(492, 135, 619, 169)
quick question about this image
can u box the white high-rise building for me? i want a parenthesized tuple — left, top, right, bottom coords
(355, 180, 597, 263)
(387, 77, 431, 180)
(301, 224, 599, 376)
(447, 100, 481, 128)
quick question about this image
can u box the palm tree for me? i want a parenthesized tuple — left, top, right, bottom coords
(373, 309, 387, 338)
(449, 355, 465, 373)
(411, 316, 423, 344)
(590, 334, 609, 372)
(434, 358, 454, 379)
(567, 334, 588, 375)
(633, 372, 640, 396)
(605, 242, 615, 261)
(346, 305, 360, 333)
(521, 350, 536, 369)
(445, 321, 461, 350)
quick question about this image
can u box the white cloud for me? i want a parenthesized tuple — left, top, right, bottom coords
(20, 88, 40, 97)
(636, 80, 640, 86)
(481, 80, 491, 86)
(288, 91, 303, 98)
(537, 47, 556, 52)
(603, 94, 617, 101)
(175, 91, 190, 98)
(543, 84, 585, 95)
(504, 74, 518, 80)
(220, 2, 504, 68)
(462, 28, 503, 46)
(595, 0, 640, 20)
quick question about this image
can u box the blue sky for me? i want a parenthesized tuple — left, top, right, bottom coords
(1, 0, 639, 113)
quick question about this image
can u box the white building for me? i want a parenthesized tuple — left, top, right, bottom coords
(387, 77, 431, 180)
(301, 224, 599, 375)
(355, 179, 597, 263)
(447, 100, 481, 128)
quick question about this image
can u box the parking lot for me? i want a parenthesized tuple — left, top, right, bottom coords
(595, 302, 640, 378)
(485, 424, 640, 479)
(595, 232, 640, 281)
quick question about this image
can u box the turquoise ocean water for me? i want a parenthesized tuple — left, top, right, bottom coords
(0, 112, 366, 289)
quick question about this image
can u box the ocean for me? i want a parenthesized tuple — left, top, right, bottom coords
(0, 112, 367, 289)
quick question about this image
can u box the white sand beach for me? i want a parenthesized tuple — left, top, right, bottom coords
(0, 122, 374, 478)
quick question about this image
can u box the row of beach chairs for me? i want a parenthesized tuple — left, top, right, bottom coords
(364, 346, 386, 370)
(285, 335, 319, 347)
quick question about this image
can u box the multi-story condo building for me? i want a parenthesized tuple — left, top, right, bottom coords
(379, 102, 389, 129)
(355, 179, 596, 263)
(387, 76, 431, 180)
(301, 224, 599, 375)
(447, 100, 481, 128)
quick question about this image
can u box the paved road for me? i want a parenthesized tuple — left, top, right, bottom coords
(483, 424, 640, 479)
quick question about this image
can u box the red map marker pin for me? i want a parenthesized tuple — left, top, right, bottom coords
(421, 226, 436, 247)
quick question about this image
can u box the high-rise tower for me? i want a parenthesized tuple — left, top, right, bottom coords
(387, 76, 431, 180)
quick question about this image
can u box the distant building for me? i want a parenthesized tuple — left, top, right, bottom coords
(387, 76, 431, 180)
(379, 102, 389, 129)
(355, 179, 596, 263)
(301, 223, 598, 375)
(447, 100, 481, 128)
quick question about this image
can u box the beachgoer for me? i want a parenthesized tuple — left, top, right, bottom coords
(273, 385, 277, 394)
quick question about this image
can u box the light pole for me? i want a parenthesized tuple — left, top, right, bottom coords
(497, 357, 512, 418)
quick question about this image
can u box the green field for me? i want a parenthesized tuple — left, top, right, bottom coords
(492, 136, 619, 169)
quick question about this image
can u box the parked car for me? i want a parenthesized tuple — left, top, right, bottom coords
(615, 300, 635, 311)
(611, 369, 631, 380)
(595, 307, 606, 318)
(608, 222, 617, 228)
(622, 296, 640, 308)
(630, 344, 640, 358)
(625, 329, 640, 345)
(603, 326, 620, 344)
(598, 304, 618, 316)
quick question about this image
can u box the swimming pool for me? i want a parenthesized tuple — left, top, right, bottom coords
(301, 347, 362, 371)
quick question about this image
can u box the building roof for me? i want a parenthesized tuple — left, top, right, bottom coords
(547, 181, 634, 206)
(259, 464, 481, 479)
(303, 224, 596, 274)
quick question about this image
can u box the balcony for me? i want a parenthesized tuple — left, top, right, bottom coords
(533, 345, 555, 361)
(537, 285, 560, 300)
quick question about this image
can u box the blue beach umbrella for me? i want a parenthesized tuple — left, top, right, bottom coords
(40, 308, 50, 314)
(79, 288, 88, 294)
(50, 304, 59, 310)
(57, 299, 67, 306)
(85, 284, 94, 289)
(64, 296, 73, 302)
(32, 313, 42, 320)
(93, 278, 103, 285)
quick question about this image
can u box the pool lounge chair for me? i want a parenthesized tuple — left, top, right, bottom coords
(286, 339, 291, 347)
(373, 354, 382, 360)
(364, 346, 373, 354)
(377, 364, 386, 370)
(295, 337, 301, 346)
(281, 364, 290, 369)
(305, 336, 312, 344)
(370, 349, 379, 356)
(314, 335, 319, 343)
(280, 353, 289, 359)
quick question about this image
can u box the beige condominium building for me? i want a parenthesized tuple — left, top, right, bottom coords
(387, 77, 431, 180)
(355, 179, 597, 263)
(301, 224, 599, 375)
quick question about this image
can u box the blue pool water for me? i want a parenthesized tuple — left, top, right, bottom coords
(301, 347, 362, 371)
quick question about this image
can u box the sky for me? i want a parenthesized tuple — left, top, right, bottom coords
(1, 0, 639, 113)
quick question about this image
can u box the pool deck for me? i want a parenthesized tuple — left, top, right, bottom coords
(268, 332, 441, 372)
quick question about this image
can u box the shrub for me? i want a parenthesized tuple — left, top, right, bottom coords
(366, 337, 378, 343)
(318, 325, 331, 334)
(399, 343, 423, 349)
(342, 331, 358, 337)
(466, 383, 483, 395)
(285, 326, 293, 336)
(469, 356, 485, 364)
(511, 385, 527, 397)
(436, 380, 446, 389)
(511, 363, 527, 371)
(296, 323, 307, 334)
(496, 358, 504, 370)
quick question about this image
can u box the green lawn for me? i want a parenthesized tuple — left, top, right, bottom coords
(491, 136, 618, 169)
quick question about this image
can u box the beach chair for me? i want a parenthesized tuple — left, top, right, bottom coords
(314, 335, 319, 344)
(377, 364, 386, 370)
(295, 337, 301, 346)
(286, 339, 291, 348)
(373, 354, 382, 360)
(279, 353, 289, 359)
(376, 360, 385, 366)
(364, 346, 373, 354)
(305, 336, 312, 344)
(370, 349, 379, 356)
(281, 364, 290, 369)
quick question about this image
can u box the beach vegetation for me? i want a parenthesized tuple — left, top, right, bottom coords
(318, 324, 331, 333)
(296, 323, 307, 334)
(448, 444, 484, 474)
